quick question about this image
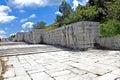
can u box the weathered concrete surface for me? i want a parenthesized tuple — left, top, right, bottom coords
(14, 29, 45, 44)
(14, 32, 26, 42)
(32, 29, 45, 44)
(96, 37, 120, 50)
(14, 21, 100, 50)
(0, 42, 120, 80)
(24, 31, 33, 43)
(0, 38, 9, 42)
(43, 21, 100, 50)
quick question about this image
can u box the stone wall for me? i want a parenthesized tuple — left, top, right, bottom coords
(1, 38, 9, 42)
(14, 32, 26, 42)
(96, 37, 120, 50)
(24, 31, 33, 43)
(15, 29, 45, 44)
(43, 21, 100, 49)
(32, 29, 45, 44)
(14, 21, 100, 50)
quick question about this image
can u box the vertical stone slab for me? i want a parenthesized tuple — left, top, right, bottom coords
(32, 29, 45, 44)
(96, 37, 120, 50)
(24, 31, 33, 43)
(15, 32, 26, 42)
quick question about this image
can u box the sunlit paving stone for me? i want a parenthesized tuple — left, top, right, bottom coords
(0, 42, 120, 80)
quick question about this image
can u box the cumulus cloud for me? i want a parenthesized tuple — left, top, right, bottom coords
(7, 0, 61, 8)
(29, 14, 36, 19)
(0, 30, 6, 38)
(20, 14, 36, 23)
(0, 5, 11, 12)
(0, 5, 16, 24)
(0, 30, 6, 34)
(22, 22, 34, 29)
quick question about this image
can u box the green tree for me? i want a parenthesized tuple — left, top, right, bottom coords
(87, 0, 117, 22)
(107, 0, 120, 21)
(62, 4, 98, 24)
(59, 0, 72, 18)
(33, 21, 46, 29)
(55, 15, 64, 27)
(100, 19, 120, 37)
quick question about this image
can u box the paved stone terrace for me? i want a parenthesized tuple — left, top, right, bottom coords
(0, 42, 120, 80)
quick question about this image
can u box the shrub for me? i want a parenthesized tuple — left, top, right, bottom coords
(100, 19, 120, 37)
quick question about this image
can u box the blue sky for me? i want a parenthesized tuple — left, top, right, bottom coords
(0, 0, 88, 38)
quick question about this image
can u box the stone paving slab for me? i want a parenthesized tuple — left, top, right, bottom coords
(0, 44, 68, 56)
(0, 42, 26, 46)
(0, 42, 120, 80)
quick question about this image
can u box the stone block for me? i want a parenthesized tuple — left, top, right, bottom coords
(14, 21, 100, 50)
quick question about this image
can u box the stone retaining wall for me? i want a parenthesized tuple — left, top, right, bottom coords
(96, 37, 120, 50)
(0, 38, 9, 42)
(43, 21, 100, 49)
(15, 29, 45, 43)
(24, 31, 33, 43)
(32, 29, 45, 44)
(14, 21, 100, 50)
(15, 32, 26, 42)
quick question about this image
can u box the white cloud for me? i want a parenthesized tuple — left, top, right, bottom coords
(55, 11, 63, 16)
(20, 18, 28, 23)
(0, 5, 11, 12)
(72, 0, 89, 10)
(20, 30, 28, 32)
(20, 30, 25, 32)
(29, 14, 36, 19)
(0, 30, 6, 38)
(0, 5, 16, 24)
(0, 30, 6, 34)
(79, 0, 89, 6)
(7, 0, 61, 8)
(72, 0, 79, 10)
(0, 16, 16, 24)
(20, 14, 36, 23)
(22, 22, 34, 29)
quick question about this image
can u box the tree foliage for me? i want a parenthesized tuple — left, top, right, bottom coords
(59, 0, 72, 18)
(55, 0, 72, 27)
(33, 21, 46, 29)
(107, 0, 120, 21)
(100, 19, 120, 37)
(45, 0, 120, 37)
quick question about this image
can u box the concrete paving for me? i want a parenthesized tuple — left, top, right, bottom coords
(0, 42, 120, 80)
